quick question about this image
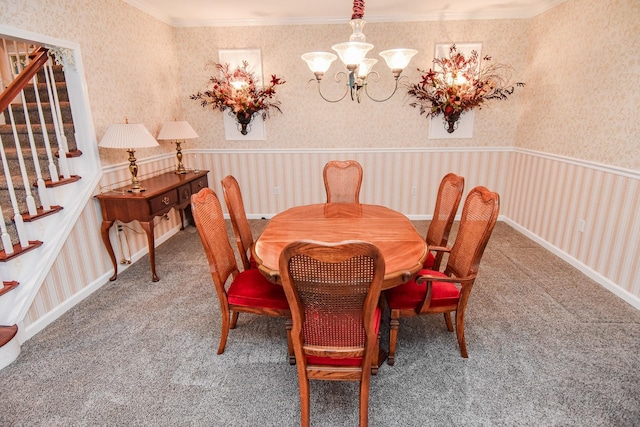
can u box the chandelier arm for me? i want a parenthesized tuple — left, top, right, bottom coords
(307, 72, 350, 103)
(364, 75, 407, 103)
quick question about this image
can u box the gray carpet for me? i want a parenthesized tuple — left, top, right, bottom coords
(0, 220, 639, 426)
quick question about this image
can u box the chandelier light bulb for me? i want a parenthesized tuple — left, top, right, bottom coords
(332, 41, 374, 67)
(357, 58, 378, 78)
(379, 49, 418, 72)
(301, 52, 337, 74)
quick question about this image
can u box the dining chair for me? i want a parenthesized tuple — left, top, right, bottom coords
(423, 173, 464, 271)
(384, 186, 500, 362)
(323, 160, 363, 203)
(221, 175, 256, 271)
(191, 187, 293, 361)
(279, 240, 385, 427)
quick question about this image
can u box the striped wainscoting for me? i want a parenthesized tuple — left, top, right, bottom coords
(189, 148, 513, 218)
(506, 149, 639, 303)
(21, 147, 639, 338)
(20, 156, 186, 338)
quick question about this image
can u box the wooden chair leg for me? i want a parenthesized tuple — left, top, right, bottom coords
(387, 311, 400, 366)
(230, 311, 239, 329)
(285, 318, 296, 365)
(359, 375, 370, 427)
(218, 310, 230, 355)
(455, 309, 468, 358)
(371, 334, 380, 375)
(299, 376, 311, 427)
(444, 312, 454, 332)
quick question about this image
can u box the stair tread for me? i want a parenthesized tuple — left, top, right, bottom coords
(22, 205, 63, 222)
(0, 325, 18, 347)
(0, 240, 43, 261)
(0, 280, 19, 297)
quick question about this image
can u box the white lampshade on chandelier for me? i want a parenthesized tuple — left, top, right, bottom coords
(157, 119, 199, 174)
(98, 119, 158, 192)
(301, 0, 417, 103)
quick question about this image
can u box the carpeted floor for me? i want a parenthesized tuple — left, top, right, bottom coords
(0, 220, 638, 426)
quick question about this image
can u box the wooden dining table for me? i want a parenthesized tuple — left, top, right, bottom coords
(252, 203, 428, 290)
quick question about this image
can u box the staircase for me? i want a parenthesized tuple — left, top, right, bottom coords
(0, 62, 80, 245)
(0, 40, 91, 365)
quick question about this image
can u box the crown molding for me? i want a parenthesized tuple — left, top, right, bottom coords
(123, 0, 568, 28)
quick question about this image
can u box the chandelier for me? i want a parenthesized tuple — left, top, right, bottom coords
(301, 0, 417, 103)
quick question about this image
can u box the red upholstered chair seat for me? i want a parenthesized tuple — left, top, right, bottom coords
(306, 307, 382, 367)
(422, 252, 436, 269)
(385, 269, 460, 310)
(227, 268, 290, 310)
(249, 253, 258, 269)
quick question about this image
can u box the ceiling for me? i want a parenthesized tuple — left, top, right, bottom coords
(123, 0, 566, 27)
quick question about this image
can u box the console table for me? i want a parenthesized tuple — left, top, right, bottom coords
(96, 170, 209, 282)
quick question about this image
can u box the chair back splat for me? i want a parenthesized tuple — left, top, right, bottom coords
(279, 240, 385, 427)
(323, 160, 363, 203)
(384, 186, 499, 362)
(221, 175, 256, 271)
(191, 188, 292, 360)
(424, 173, 464, 270)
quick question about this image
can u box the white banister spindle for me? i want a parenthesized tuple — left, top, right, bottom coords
(7, 105, 38, 216)
(0, 134, 28, 249)
(0, 203, 14, 254)
(0, 137, 15, 254)
(19, 89, 50, 211)
(31, 70, 59, 184)
(44, 60, 70, 178)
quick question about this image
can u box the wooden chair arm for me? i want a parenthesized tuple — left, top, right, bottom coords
(415, 272, 476, 285)
(427, 245, 450, 253)
(415, 272, 477, 314)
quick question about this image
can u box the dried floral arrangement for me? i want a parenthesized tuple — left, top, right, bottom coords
(191, 61, 285, 135)
(406, 44, 525, 133)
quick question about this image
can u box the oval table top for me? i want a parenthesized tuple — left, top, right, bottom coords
(252, 203, 428, 289)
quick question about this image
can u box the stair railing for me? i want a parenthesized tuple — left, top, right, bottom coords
(0, 43, 55, 253)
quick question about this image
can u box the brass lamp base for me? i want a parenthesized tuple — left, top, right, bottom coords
(174, 140, 187, 174)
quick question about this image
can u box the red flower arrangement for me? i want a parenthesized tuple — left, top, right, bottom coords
(191, 61, 285, 135)
(406, 44, 524, 133)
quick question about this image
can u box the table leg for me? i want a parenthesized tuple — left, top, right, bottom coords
(179, 208, 186, 230)
(139, 221, 159, 282)
(100, 220, 118, 281)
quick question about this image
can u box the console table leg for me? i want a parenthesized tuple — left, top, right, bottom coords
(179, 208, 186, 230)
(140, 221, 159, 282)
(100, 220, 118, 281)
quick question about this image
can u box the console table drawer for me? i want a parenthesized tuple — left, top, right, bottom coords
(178, 183, 192, 204)
(149, 189, 179, 213)
(191, 176, 208, 194)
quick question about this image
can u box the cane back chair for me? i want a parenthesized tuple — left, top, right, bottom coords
(279, 240, 385, 427)
(423, 173, 465, 271)
(384, 186, 499, 362)
(191, 188, 292, 360)
(221, 175, 256, 271)
(323, 160, 363, 203)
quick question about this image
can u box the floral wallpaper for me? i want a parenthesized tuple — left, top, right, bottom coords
(0, 0, 637, 170)
(517, 0, 640, 171)
(0, 0, 182, 165)
(176, 20, 529, 151)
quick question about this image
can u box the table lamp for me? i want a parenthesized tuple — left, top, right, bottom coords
(98, 119, 159, 192)
(156, 119, 199, 174)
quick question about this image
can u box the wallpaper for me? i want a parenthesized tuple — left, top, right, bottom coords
(0, 0, 183, 165)
(2, 0, 636, 170)
(176, 19, 529, 151)
(517, 0, 640, 170)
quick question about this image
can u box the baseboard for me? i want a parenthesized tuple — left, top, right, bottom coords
(0, 334, 20, 370)
(503, 218, 640, 311)
(18, 223, 183, 343)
